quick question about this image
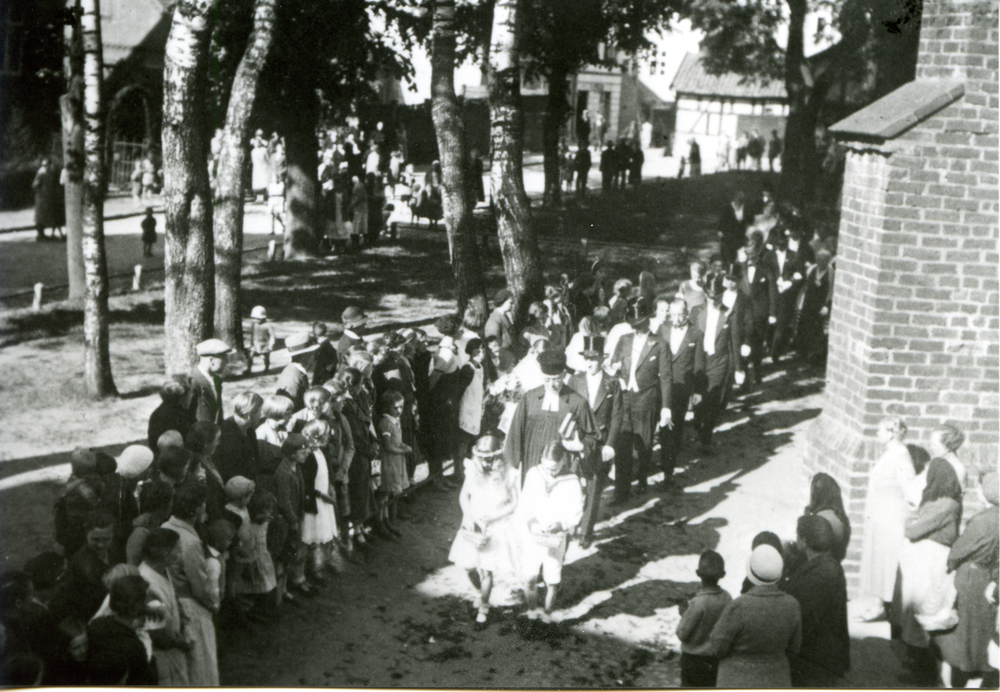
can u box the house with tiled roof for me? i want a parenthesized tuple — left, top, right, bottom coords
(670, 52, 788, 170)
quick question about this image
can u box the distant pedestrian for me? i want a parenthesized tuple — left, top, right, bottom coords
(140, 208, 157, 257)
(141, 156, 157, 201)
(32, 159, 63, 242)
(688, 139, 701, 177)
(678, 550, 731, 687)
(600, 141, 616, 192)
(247, 306, 276, 374)
(768, 130, 783, 171)
(574, 146, 592, 199)
(747, 130, 765, 170)
(130, 160, 143, 207)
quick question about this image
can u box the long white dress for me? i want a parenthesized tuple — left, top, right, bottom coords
(858, 440, 915, 601)
(449, 460, 521, 577)
(302, 448, 337, 544)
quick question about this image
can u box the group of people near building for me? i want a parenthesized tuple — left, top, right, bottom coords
(857, 418, 999, 688)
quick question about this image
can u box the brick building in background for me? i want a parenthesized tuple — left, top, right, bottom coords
(804, 0, 998, 596)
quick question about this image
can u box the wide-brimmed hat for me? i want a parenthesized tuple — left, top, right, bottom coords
(746, 544, 783, 586)
(538, 351, 567, 376)
(285, 333, 319, 357)
(472, 435, 504, 458)
(581, 335, 606, 359)
(196, 338, 232, 357)
(341, 306, 367, 329)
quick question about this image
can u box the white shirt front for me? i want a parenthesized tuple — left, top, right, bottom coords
(541, 387, 561, 412)
(628, 332, 648, 392)
(669, 325, 687, 356)
(585, 371, 603, 410)
(747, 264, 756, 284)
(704, 305, 722, 356)
(775, 248, 787, 275)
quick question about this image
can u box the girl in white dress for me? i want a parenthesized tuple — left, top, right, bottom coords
(300, 420, 339, 582)
(449, 435, 521, 629)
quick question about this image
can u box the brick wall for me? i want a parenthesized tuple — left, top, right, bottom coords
(804, 0, 998, 596)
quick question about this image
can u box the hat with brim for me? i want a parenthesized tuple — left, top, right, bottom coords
(197, 338, 233, 357)
(746, 544, 783, 586)
(538, 351, 567, 376)
(629, 297, 654, 329)
(116, 445, 154, 480)
(581, 335, 606, 359)
(493, 288, 513, 306)
(341, 306, 367, 330)
(251, 306, 267, 320)
(285, 333, 319, 357)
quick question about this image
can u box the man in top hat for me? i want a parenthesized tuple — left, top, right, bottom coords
(654, 298, 705, 485)
(607, 300, 673, 500)
(504, 351, 599, 486)
(568, 335, 621, 548)
(337, 306, 366, 363)
(485, 289, 523, 359)
(734, 231, 777, 384)
(189, 339, 232, 426)
(276, 333, 319, 412)
(690, 274, 746, 452)
(767, 225, 807, 364)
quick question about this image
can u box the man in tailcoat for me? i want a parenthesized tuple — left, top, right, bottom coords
(690, 274, 746, 451)
(568, 336, 622, 548)
(767, 229, 807, 363)
(654, 298, 705, 484)
(607, 302, 673, 500)
(734, 231, 777, 384)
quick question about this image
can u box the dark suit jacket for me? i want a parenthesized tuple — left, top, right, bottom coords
(276, 363, 310, 412)
(312, 339, 338, 385)
(568, 371, 623, 454)
(719, 202, 752, 262)
(769, 248, 807, 306)
(336, 332, 364, 364)
(735, 256, 779, 323)
(655, 323, 705, 395)
(188, 367, 222, 425)
(609, 332, 673, 410)
(485, 308, 519, 357)
(218, 417, 261, 482)
(689, 301, 744, 390)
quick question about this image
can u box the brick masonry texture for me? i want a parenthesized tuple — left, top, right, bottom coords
(804, 0, 998, 596)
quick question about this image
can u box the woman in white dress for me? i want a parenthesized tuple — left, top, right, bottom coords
(858, 417, 916, 609)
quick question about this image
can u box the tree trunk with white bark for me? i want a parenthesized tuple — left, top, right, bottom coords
(80, 0, 116, 398)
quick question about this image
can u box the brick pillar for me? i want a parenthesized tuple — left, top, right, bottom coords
(804, 0, 998, 597)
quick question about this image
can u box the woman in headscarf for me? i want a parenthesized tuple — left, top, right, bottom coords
(858, 417, 917, 610)
(898, 458, 963, 652)
(935, 470, 999, 687)
(802, 473, 851, 563)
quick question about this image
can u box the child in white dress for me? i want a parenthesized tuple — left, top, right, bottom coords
(448, 435, 521, 629)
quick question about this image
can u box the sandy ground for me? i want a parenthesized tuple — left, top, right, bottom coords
(0, 163, 933, 687)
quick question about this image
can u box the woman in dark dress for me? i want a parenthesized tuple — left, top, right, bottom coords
(936, 470, 999, 687)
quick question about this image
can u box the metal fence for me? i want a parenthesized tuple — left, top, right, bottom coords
(109, 141, 144, 192)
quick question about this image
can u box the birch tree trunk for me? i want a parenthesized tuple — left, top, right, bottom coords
(488, 0, 542, 330)
(431, 0, 487, 316)
(62, 0, 86, 302)
(80, 0, 116, 398)
(162, 0, 216, 375)
(214, 0, 278, 357)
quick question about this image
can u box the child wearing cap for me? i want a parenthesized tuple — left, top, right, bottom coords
(677, 550, 732, 687)
(247, 306, 276, 374)
(709, 544, 802, 688)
